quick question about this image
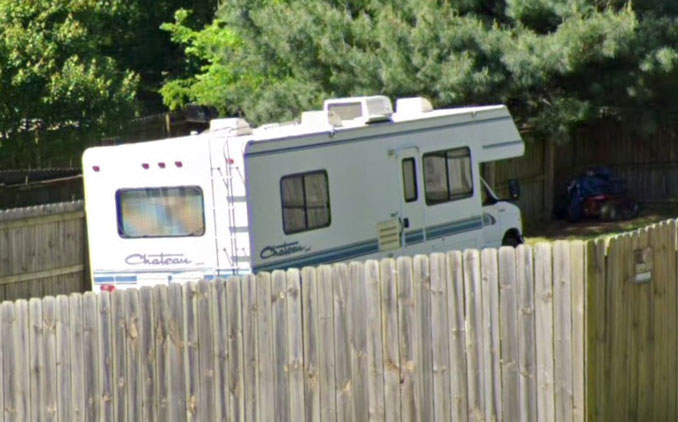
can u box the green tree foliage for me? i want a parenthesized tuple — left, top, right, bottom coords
(162, 0, 678, 142)
(0, 0, 139, 167)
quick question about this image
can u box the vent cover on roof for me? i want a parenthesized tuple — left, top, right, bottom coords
(323, 95, 393, 124)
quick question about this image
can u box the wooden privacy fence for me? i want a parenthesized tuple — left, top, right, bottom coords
(586, 219, 678, 421)
(0, 244, 586, 422)
(0, 201, 87, 301)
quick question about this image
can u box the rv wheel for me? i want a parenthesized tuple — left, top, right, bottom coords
(502, 230, 523, 247)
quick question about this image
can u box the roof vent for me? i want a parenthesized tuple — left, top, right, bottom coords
(323, 95, 393, 124)
(396, 97, 433, 115)
(209, 118, 252, 136)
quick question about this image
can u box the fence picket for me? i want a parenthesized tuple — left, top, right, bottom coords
(272, 270, 290, 422)
(348, 262, 369, 422)
(196, 280, 216, 422)
(241, 275, 259, 422)
(226, 277, 245, 422)
(56, 295, 73, 422)
(255, 272, 274, 422)
(364, 260, 385, 421)
(430, 253, 452, 422)
(499, 247, 520, 422)
(413, 255, 434, 422)
(481, 248, 501, 421)
(124, 289, 142, 422)
(464, 249, 485, 422)
(183, 282, 199, 421)
(286, 269, 305, 422)
(96, 293, 113, 422)
(69, 294, 85, 422)
(516, 245, 537, 422)
(316, 265, 336, 422)
(152, 285, 170, 422)
(379, 259, 400, 422)
(167, 283, 186, 422)
(535, 243, 555, 422)
(28, 298, 43, 422)
(570, 241, 586, 422)
(397, 256, 420, 421)
(333, 263, 353, 422)
(446, 251, 468, 422)
(138, 287, 156, 422)
(302, 267, 320, 422)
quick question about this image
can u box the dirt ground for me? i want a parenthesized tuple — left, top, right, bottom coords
(524, 202, 678, 244)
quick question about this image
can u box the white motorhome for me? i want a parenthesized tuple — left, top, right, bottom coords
(82, 95, 524, 291)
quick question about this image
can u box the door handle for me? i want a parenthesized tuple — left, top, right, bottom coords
(402, 218, 410, 228)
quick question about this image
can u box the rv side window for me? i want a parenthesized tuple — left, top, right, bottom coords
(116, 186, 205, 238)
(423, 147, 473, 205)
(402, 158, 418, 202)
(281, 171, 331, 234)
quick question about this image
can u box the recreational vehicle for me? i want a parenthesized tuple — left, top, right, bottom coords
(82, 95, 525, 291)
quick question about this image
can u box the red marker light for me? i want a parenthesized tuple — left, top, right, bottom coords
(175, 161, 183, 168)
(101, 284, 116, 292)
(92, 166, 100, 172)
(142, 163, 149, 169)
(158, 162, 166, 169)
(227, 158, 234, 164)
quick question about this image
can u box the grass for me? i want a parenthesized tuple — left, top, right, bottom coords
(523, 202, 678, 245)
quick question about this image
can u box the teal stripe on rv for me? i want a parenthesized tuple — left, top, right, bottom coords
(253, 216, 483, 272)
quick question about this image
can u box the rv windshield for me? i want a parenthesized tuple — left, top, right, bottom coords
(116, 186, 205, 238)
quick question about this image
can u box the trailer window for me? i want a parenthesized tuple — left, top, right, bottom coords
(402, 158, 418, 202)
(423, 147, 473, 205)
(116, 186, 205, 238)
(281, 171, 331, 234)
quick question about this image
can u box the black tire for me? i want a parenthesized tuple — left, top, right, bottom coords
(502, 231, 523, 247)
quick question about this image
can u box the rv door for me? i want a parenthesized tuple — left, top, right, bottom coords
(395, 147, 426, 248)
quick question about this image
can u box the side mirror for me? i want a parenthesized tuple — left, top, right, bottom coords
(508, 179, 520, 200)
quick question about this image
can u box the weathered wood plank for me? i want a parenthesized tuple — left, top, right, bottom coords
(272, 270, 291, 422)
(56, 295, 73, 422)
(14, 300, 29, 422)
(666, 220, 678, 421)
(364, 260, 385, 422)
(535, 243, 555, 422)
(396, 256, 420, 422)
(481, 248, 501, 421)
(446, 251, 468, 422)
(196, 280, 215, 422)
(516, 245, 537, 422)
(96, 292, 113, 422)
(28, 298, 44, 422)
(81, 292, 100, 422)
(167, 283, 186, 422)
(286, 269, 305, 422)
(585, 239, 606, 422)
(553, 241, 574, 422)
(69, 294, 85, 422)
(226, 277, 245, 422)
(333, 263, 352, 422)
(604, 236, 624, 422)
(499, 246, 520, 422)
(210, 279, 229, 422)
(569, 241, 586, 422)
(348, 262, 368, 422)
(636, 227, 654, 420)
(124, 289, 142, 422)
(152, 285, 170, 421)
(413, 255, 434, 422)
(301, 267, 320, 422)
(255, 272, 274, 422)
(138, 287, 155, 422)
(429, 253, 451, 422)
(110, 290, 127, 422)
(241, 275, 259, 422)
(463, 249, 485, 422)
(182, 282, 199, 421)
(2, 300, 29, 422)
(379, 259, 400, 422)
